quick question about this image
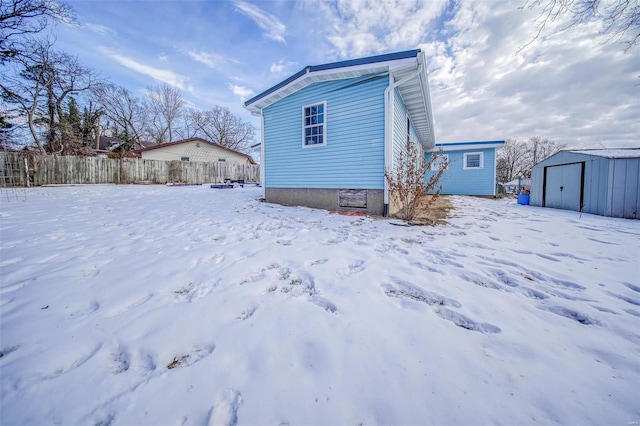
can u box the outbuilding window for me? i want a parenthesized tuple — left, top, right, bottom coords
(302, 101, 326, 147)
(181, 156, 189, 162)
(464, 152, 483, 170)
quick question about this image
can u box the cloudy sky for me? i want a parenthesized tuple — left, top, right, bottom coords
(54, 0, 639, 149)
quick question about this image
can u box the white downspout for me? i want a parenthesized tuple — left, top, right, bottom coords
(383, 59, 424, 216)
(260, 112, 265, 198)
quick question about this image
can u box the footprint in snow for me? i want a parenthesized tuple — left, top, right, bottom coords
(624, 308, 640, 317)
(304, 259, 328, 267)
(622, 282, 640, 293)
(131, 349, 157, 376)
(536, 253, 561, 262)
(338, 260, 366, 277)
(491, 269, 519, 288)
(410, 261, 444, 275)
(311, 296, 338, 314)
(44, 344, 103, 379)
(106, 294, 153, 317)
(458, 271, 504, 291)
(382, 278, 461, 308)
(0, 345, 19, 358)
(108, 347, 130, 374)
(606, 291, 640, 306)
(435, 308, 501, 334)
(167, 345, 216, 370)
(518, 287, 549, 300)
(174, 280, 220, 303)
(208, 389, 243, 426)
(549, 278, 586, 291)
(236, 305, 258, 320)
(587, 237, 618, 245)
(68, 301, 100, 319)
(538, 304, 601, 326)
(238, 272, 265, 286)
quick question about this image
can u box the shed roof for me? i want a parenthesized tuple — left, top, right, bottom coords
(132, 137, 256, 164)
(569, 148, 640, 159)
(244, 49, 435, 147)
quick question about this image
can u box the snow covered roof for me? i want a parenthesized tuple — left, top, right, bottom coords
(569, 148, 640, 159)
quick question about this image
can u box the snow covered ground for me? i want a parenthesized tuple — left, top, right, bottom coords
(1, 185, 638, 426)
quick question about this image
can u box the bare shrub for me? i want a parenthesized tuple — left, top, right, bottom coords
(385, 140, 448, 222)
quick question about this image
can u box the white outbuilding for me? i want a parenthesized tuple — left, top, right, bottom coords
(530, 149, 640, 219)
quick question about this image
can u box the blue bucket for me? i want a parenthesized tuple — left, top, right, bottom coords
(517, 194, 530, 205)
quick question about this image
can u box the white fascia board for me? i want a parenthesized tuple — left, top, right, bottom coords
(429, 142, 505, 152)
(247, 58, 418, 114)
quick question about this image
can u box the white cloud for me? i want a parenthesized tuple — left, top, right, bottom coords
(83, 23, 117, 37)
(101, 48, 188, 90)
(234, 1, 286, 43)
(269, 58, 297, 74)
(187, 51, 239, 69)
(419, 2, 640, 148)
(229, 84, 255, 102)
(313, 0, 448, 58)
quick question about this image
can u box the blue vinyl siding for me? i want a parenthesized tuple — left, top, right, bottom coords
(392, 88, 420, 167)
(263, 74, 387, 189)
(425, 148, 497, 195)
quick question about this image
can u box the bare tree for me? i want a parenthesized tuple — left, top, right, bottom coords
(496, 139, 530, 182)
(1, 37, 54, 152)
(522, 0, 640, 51)
(496, 136, 565, 181)
(184, 106, 255, 152)
(385, 140, 448, 222)
(91, 83, 146, 147)
(144, 83, 183, 143)
(1, 37, 100, 154)
(528, 135, 565, 166)
(0, 0, 73, 61)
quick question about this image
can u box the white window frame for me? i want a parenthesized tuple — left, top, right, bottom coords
(430, 153, 449, 171)
(302, 101, 327, 148)
(463, 152, 483, 170)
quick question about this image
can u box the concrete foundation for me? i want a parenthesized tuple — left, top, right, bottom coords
(265, 187, 385, 215)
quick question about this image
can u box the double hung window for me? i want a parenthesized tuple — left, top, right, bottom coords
(303, 102, 326, 147)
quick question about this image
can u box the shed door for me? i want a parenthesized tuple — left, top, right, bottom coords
(544, 163, 583, 211)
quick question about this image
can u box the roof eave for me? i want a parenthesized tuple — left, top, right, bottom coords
(244, 51, 421, 114)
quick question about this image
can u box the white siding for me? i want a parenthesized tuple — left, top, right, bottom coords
(141, 141, 252, 165)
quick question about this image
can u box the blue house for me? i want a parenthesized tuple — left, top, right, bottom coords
(245, 49, 434, 215)
(244, 49, 502, 215)
(425, 141, 505, 196)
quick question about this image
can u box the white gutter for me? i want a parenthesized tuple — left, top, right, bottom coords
(382, 57, 424, 216)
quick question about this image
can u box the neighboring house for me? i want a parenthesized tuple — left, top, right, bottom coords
(94, 136, 127, 155)
(530, 149, 640, 219)
(425, 141, 505, 196)
(244, 49, 435, 215)
(133, 137, 256, 165)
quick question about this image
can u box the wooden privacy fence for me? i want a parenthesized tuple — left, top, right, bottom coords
(0, 152, 260, 186)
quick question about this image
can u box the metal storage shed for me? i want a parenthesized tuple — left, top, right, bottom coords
(530, 149, 640, 219)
